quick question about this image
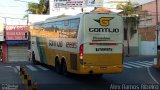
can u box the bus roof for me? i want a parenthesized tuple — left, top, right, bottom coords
(33, 12, 121, 25)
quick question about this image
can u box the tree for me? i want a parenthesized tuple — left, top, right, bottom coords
(27, 0, 49, 14)
(24, 0, 49, 18)
(117, 1, 139, 56)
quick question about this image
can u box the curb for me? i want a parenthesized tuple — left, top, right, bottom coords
(19, 66, 38, 90)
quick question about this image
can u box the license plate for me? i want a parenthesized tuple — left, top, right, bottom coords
(100, 66, 107, 70)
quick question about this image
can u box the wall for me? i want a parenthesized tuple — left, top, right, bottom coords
(2, 43, 7, 64)
(129, 32, 139, 55)
(138, 27, 156, 41)
(5, 25, 28, 40)
(141, 1, 160, 26)
(124, 32, 139, 56)
(139, 41, 156, 55)
(138, 27, 156, 55)
(137, 1, 159, 56)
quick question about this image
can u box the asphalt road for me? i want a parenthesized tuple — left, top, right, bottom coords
(0, 56, 159, 90)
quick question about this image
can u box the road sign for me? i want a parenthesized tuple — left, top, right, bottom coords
(53, 0, 103, 8)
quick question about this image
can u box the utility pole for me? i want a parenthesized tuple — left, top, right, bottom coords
(156, 0, 160, 67)
(156, 0, 158, 26)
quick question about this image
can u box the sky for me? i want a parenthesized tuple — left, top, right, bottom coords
(131, 0, 154, 4)
(0, 0, 155, 25)
(105, 0, 154, 4)
(0, 0, 38, 25)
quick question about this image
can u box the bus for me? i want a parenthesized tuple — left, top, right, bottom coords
(29, 12, 124, 75)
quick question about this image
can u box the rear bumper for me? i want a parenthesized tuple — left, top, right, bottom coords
(77, 65, 123, 74)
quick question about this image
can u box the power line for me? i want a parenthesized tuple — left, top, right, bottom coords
(0, 16, 26, 20)
(0, 12, 26, 15)
(14, 0, 31, 3)
(0, 6, 26, 7)
(14, 0, 38, 3)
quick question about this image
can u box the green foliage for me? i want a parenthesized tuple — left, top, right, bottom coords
(27, 0, 47, 14)
(24, 0, 49, 18)
(124, 16, 139, 38)
(117, 2, 135, 15)
(23, 14, 28, 19)
(117, 1, 139, 38)
(27, 2, 40, 14)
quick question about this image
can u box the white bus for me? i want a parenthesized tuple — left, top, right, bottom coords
(30, 12, 124, 75)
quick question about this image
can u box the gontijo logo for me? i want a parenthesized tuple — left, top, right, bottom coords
(94, 17, 113, 26)
(89, 17, 119, 33)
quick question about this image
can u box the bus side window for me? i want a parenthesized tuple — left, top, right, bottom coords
(69, 18, 80, 38)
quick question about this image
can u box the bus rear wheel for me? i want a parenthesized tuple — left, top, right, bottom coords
(55, 60, 61, 73)
(61, 61, 67, 75)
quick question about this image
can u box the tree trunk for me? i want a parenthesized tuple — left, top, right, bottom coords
(127, 19, 130, 56)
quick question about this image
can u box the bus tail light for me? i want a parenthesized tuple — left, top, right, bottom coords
(79, 44, 83, 60)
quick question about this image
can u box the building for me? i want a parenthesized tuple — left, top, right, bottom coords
(1, 25, 30, 63)
(0, 23, 5, 63)
(103, 0, 139, 56)
(104, 0, 160, 56)
(137, 0, 160, 55)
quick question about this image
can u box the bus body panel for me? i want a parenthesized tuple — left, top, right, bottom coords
(81, 13, 123, 67)
(31, 37, 41, 62)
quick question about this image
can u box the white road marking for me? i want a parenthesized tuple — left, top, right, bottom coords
(142, 60, 154, 64)
(124, 63, 142, 68)
(36, 65, 49, 71)
(4, 66, 12, 68)
(135, 61, 153, 66)
(147, 67, 159, 84)
(123, 65, 132, 68)
(26, 65, 37, 71)
(127, 62, 151, 67)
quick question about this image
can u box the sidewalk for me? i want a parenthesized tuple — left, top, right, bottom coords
(0, 61, 26, 90)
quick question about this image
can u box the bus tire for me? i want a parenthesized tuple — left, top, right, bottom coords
(61, 60, 67, 75)
(55, 59, 61, 74)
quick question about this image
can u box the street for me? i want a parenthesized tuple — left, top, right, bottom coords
(0, 56, 159, 90)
